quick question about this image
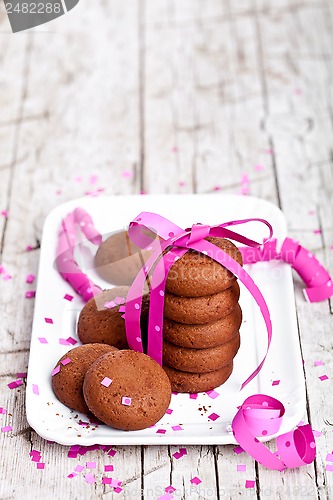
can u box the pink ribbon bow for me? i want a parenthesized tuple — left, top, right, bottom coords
(232, 395, 316, 470)
(125, 212, 274, 389)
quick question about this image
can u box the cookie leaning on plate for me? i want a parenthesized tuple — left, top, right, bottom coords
(51, 343, 117, 413)
(77, 286, 150, 349)
(83, 350, 172, 431)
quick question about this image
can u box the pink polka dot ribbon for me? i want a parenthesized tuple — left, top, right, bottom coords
(232, 395, 316, 470)
(240, 238, 333, 302)
(125, 212, 274, 389)
(55, 208, 102, 302)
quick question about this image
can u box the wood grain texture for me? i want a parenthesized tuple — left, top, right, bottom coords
(0, 0, 332, 498)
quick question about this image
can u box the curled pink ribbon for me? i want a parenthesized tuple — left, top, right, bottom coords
(125, 212, 274, 389)
(240, 238, 333, 302)
(55, 208, 102, 301)
(232, 395, 316, 470)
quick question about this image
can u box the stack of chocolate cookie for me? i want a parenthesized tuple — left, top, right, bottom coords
(162, 237, 243, 393)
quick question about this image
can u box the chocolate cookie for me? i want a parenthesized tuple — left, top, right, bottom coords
(163, 362, 233, 393)
(94, 230, 155, 286)
(52, 343, 117, 413)
(164, 282, 240, 324)
(83, 350, 172, 431)
(166, 237, 243, 297)
(77, 287, 149, 349)
(163, 333, 240, 373)
(163, 303, 242, 348)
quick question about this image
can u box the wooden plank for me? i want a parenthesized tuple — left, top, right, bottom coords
(256, 0, 333, 497)
(0, 2, 143, 499)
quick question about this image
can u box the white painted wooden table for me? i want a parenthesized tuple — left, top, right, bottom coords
(0, 1, 333, 498)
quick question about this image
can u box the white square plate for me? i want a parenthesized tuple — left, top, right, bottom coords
(26, 194, 306, 445)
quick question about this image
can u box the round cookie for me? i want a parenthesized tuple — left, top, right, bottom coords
(164, 282, 240, 324)
(163, 363, 233, 393)
(77, 287, 149, 349)
(83, 350, 172, 431)
(166, 237, 243, 297)
(94, 230, 155, 286)
(163, 333, 240, 373)
(163, 303, 242, 348)
(52, 343, 117, 413)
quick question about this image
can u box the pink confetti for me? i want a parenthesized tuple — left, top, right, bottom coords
(108, 449, 117, 457)
(119, 305, 125, 313)
(38, 337, 48, 344)
(17, 372, 27, 378)
(66, 337, 77, 345)
(26, 245, 34, 251)
(1, 209, 8, 217)
(165, 486, 176, 493)
(101, 377, 112, 387)
(156, 429, 166, 434)
(61, 358, 72, 366)
(25, 291, 36, 299)
(89, 174, 98, 185)
(172, 448, 187, 459)
(64, 294, 74, 301)
(319, 375, 329, 381)
(272, 380, 280, 386)
(44, 317, 53, 324)
(114, 296, 125, 305)
(255, 164, 264, 171)
(314, 360, 324, 366)
(52, 365, 60, 376)
(104, 465, 114, 472)
(85, 473, 96, 484)
(104, 301, 116, 309)
(121, 397, 132, 406)
(1, 425, 12, 433)
(208, 413, 220, 421)
(121, 170, 133, 179)
(206, 390, 219, 399)
(59, 338, 71, 346)
(171, 146, 178, 153)
(237, 464, 246, 472)
(313, 429, 322, 437)
(213, 185, 221, 191)
(0, 407, 7, 414)
(32, 384, 39, 395)
(189, 393, 198, 399)
(86, 461, 96, 469)
(166, 408, 173, 415)
(190, 477, 202, 485)
(114, 487, 122, 494)
(326, 453, 333, 462)
(233, 446, 245, 454)
(68, 473, 78, 479)
(313, 229, 322, 234)
(102, 478, 112, 484)
(26, 274, 35, 284)
(245, 480, 255, 489)
(2, 273, 12, 281)
(7, 379, 23, 389)
(171, 425, 183, 431)
(326, 464, 333, 472)
(75, 465, 84, 472)
(36, 463, 45, 470)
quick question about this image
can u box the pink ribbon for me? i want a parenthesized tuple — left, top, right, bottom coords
(240, 238, 333, 302)
(55, 208, 102, 301)
(125, 212, 274, 389)
(232, 395, 316, 470)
